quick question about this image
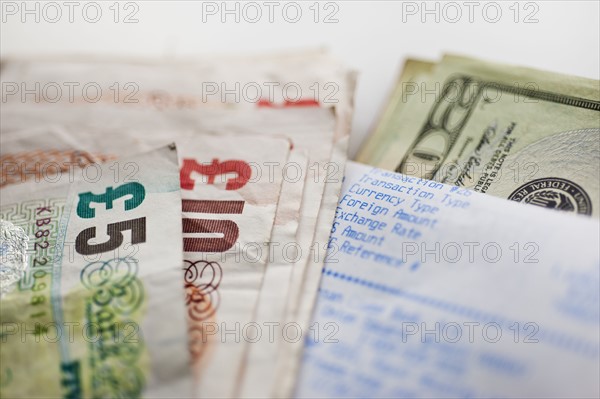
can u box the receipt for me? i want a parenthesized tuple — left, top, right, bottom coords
(296, 161, 600, 398)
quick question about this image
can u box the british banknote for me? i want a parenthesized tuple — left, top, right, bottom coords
(0, 52, 356, 397)
(0, 145, 192, 398)
(1, 125, 293, 397)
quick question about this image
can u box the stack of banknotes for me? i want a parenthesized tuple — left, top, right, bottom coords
(1, 52, 599, 398)
(0, 50, 356, 398)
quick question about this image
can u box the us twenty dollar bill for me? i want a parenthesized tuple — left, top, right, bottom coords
(0, 145, 192, 398)
(357, 55, 600, 217)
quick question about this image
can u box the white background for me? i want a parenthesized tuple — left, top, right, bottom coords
(1, 0, 599, 157)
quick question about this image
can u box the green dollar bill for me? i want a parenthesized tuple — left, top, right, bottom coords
(357, 55, 600, 217)
(0, 145, 191, 398)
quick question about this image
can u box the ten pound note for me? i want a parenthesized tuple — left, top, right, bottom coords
(178, 134, 290, 398)
(0, 145, 192, 398)
(296, 161, 599, 398)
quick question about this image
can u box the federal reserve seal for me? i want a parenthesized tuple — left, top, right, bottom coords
(508, 178, 592, 216)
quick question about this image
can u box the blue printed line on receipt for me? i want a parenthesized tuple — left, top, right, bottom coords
(321, 267, 599, 357)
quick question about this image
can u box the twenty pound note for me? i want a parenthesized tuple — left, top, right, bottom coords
(296, 161, 599, 398)
(0, 145, 191, 398)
